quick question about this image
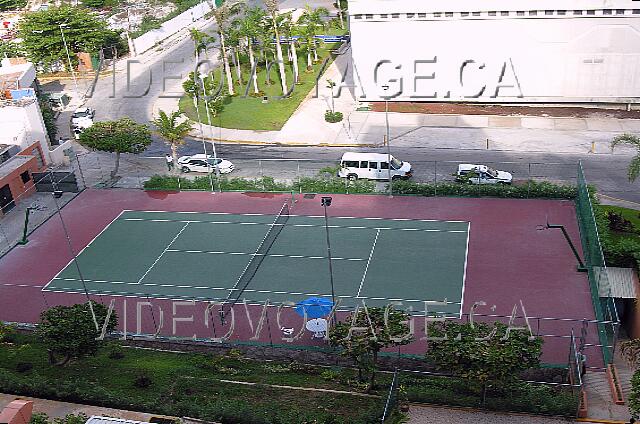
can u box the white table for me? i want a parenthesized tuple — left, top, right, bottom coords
(305, 318, 328, 338)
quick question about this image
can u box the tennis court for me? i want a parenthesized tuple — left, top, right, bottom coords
(43, 207, 470, 317)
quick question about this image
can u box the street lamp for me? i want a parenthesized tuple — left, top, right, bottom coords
(321, 196, 336, 323)
(198, 72, 221, 191)
(382, 84, 392, 196)
(59, 24, 80, 99)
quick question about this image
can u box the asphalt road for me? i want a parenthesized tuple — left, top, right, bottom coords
(129, 140, 639, 203)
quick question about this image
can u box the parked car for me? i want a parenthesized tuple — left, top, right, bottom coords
(178, 154, 234, 174)
(337, 152, 412, 181)
(455, 164, 513, 184)
(71, 107, 95, 126)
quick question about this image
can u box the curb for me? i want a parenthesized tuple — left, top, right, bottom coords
(576, 419, 628, 424)
(193, 134, 379, 148)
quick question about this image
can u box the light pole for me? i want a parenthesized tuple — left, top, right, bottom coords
(198, 71, 221, 191)
(382, 84, 392, 196)
(59, 24, 80, 100)
(321, 196, 336, 323)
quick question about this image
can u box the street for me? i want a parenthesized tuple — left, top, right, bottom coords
(77, 140, 638, 203)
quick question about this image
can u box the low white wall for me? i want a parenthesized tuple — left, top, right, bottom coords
(48, 139, 74, 166)
(132, 1, 214, 55)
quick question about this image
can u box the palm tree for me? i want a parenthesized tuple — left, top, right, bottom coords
(279, 12, 299, 84)
(210, 1, 245, 95)
(264, 0, 288, 96)
(152, 110, 194, 174)
(298, 6, 329, 63)
(334, 0, 346, 30)
(612, 133, 640, 182)
(226, 19, 244, 85)
(238, 7, 264, 94)
(189, 28, 210, 60)
(256, 16, 275, 85)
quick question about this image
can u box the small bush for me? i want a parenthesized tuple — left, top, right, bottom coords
(324, 110, 344, 123)
(607, 211, 636, 233)
(290, 361, 319, 375)
(263, 363, 291, 373)
(16, 362, 33, 373)
(30, 413, 50, 424)
(321, 370, 340, 381)
(107, 344, 125, 359)
(133, 373, 152, 388)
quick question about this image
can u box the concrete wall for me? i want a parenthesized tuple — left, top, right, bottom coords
(349, 0, 640, 103)
(0, 99, 51, 164)
(48, 139, 74, 166)
(132, 1, 214, 55)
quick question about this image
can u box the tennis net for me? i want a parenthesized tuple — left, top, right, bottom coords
(219, 202, 290, 322)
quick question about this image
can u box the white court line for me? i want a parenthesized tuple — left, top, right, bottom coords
(121, 210, 469, 224)
(121, 217, 466, 233)
(459, 222, 471, 319)
(137, 222, 190, 284)
(41, 210, 127, 292)
(164, 250, 366, 262)
(47, 277, 462, 306)
(357, 229, 381, 298)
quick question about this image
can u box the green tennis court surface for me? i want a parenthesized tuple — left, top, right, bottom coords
(44, 209, 470, 316)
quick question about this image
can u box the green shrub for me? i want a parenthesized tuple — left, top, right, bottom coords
(30, 413, 50, 424)
(16, 362, 33, 373)
(324, 110, 344, 123)
(392, 180, 577, 199)
(107, 343, 125, 359)
(133, 372, 152, 388)
(321, 370, 340, 381)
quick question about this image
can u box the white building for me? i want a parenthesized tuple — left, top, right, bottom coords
(348, 0, 640, 105)
(0, 59, 51, 164)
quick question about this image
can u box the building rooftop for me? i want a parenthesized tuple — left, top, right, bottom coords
(0, 154, 32, 179)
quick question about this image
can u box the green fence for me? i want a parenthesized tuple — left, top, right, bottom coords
(575, 161, 619, 364)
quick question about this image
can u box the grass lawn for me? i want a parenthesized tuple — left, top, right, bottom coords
(0, 334, 388, 424)
(179, 40, 342, 131)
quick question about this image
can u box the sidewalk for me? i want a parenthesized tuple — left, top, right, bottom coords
(180, 50, 640, 153)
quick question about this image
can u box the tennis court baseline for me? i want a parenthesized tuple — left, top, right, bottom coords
(43, 209, 471, 316)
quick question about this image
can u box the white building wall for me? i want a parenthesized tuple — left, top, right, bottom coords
(348, 0, 640, 103)
(0, 99, 51, 163)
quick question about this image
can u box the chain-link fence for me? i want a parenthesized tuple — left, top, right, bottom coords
(0, 166, 80, 257)
(80, 155, 580, 196)
(575, 161, 620, 365)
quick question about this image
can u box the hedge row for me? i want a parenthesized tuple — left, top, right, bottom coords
(391, 180, 578, 199)
(144, 175, 578, 199)
(144, 175, 377, 194)
(0, 369, 383, 424)
(403, 375, 578, 417)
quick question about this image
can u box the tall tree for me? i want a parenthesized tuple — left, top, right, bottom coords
(426, 321, 542, 402)
(298, 6, 328, 63)
(329, 306, 412, 391)
(226, 19, 244, 85)
(210, 0, 244, 96)
(18, 5, 124, 71)
(152, 110, 194, 174)
(612, 133, 640, 182)
(264, 0, 288, 96)
(36, 302, 117, 366)
(238, 7, 264, 94)
(278, 12, 299, 84)
(79, 118, 152, 179)
(333, 0, 346, 29)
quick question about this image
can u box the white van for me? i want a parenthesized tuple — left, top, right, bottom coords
(337, 152, 413, 181)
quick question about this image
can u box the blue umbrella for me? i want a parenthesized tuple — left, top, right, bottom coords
(295, 297, 334, 319)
